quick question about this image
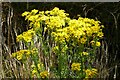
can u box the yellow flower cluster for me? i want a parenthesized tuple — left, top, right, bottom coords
(91, 41, 101, 47)
(22, 11, 29, 17)
(31, 63, 44, 70)
(71, 63, 81, 71)
(79, 37, 87, 44)
(45, 7, 69, 18)
(46, 16, 65, 30)
(22, 7, 69, 32)
(52, 46, 59, 53)
(82, 52, 89, 56)
(51, 17, 104, 44)
(31, 63, 44, 76)
(85, 68, 97, 78)
(17, 7, 103, 78)
(44, 7, 69, 30)
(12, 48, 38, 61)
(16, 29, 35, 42)
(21, 7, 104, 45)
(40, 71, 49, 78)
(12, 50, 31, 60)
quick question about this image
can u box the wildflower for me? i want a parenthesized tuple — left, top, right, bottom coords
(37, 63, 44, 70)
(40, 71, 49, 78)
(31, 48, 38, 54)
(16, 34, 23, 42)
(52, 46, 59, 53)
(12, 50, 31, 61)
(92, 68, 97, 72)
(31, 63, 44, 70)
(71, 63, 81, 71)
(96, 42, 101, 47)
(31, 9, 38, 14)
(91, 26, 100, 33)
(39, 11, 44, 15)
(53, 7, 59, 11)
(22, 11, 29, 17)
(85, 68, 97, 78)
(40, 15, 49, 21)
(28, 16, 35, 21)
(46, 16, 65, 29)
(16, 29, 35, 42)
(90, 41, 101, 47)
(32, 69, 37, 75)
(16, 55, 22, 60)
(12, 53, 16, 58)
(82, 52, 89, 56)
(80, 37, 87, 44)
(97, 32, 104, 38)
(45, 11, 50, 15)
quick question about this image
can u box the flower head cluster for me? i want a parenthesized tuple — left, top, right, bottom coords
(16, 29, 35, 42)
(51, 17, 104, 45)
(40, 71, 49, 78)
(71, 63, 81, 71)
(90, 41, 101, 47)
(14, 7, 104, 78)
(85, 68, 97, 78)
(45, 7, 69, 18)
(21, 7, 69, 31)
(46, 16, 65, 30)
(12, 48, 38, 61)
(21, 7, 104, 45)
(22, 11, 29, 17)
(82, 52, 89, 56)
(12, 50, 31, 60)
(31, 63, 44, 76)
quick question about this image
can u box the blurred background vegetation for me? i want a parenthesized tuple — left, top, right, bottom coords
(1, 2, 120, 78)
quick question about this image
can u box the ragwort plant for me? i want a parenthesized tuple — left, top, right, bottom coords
(12, 7, 104, 79)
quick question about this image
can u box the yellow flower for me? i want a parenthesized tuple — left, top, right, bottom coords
(16, 29, 35, 42)
(92, 68, 97, 72)
(96, 42, 101, 47)
(28, 16, 35, 21)
(22, 11, 29, 17)
(12, 50, 31, 61)
(71, 63, 81, 71)
(16, 55, 22, 60)
(97, 32, 104, 38)
(12, 52, 17, 58)
(16, 34, 23, 42)
(37, 63, 44, 70)
(91, 26, 100, 33)
(53, 7, 59, 11)
(31, 9, 38, 14)
(39, 11, 44, 15)
(40, 71, 49, 78)
(82, 52, 89, 56)
(80, 37, 87, 44)
(32, 69, 37, 75)
(90, 41, 101, 47)
(30, 48, 38, 55)
(46, 16, 65, 29)
(52, 46, 59, 53)
(90, 40, 95, 45)
(40, 15, 49, 21)
(85, 68, 97, 78)
(45, 11, 50, 14)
